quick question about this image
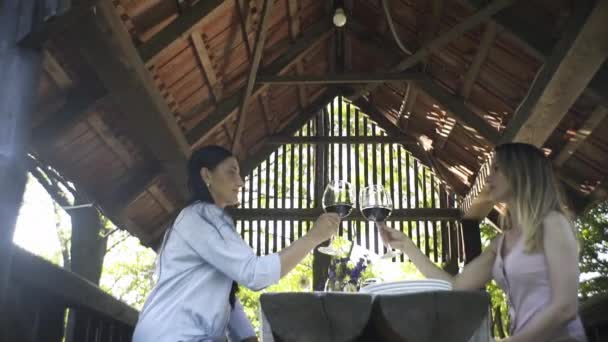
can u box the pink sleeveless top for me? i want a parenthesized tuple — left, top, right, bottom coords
(492, 235, 587, 341)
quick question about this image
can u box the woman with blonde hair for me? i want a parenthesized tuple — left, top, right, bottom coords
(379, 143, 587, 341)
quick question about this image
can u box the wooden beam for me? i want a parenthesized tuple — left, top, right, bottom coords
(101, 162, 161, 216)
(191, 32, 222, 102)
(148, 183, 176, 214)
(554, 105, 608, 166)
(265, 136, 418, 145)
(186, 20, 333, 146)
(31, 84, 107, 146)
(241, 90, 338, 175)
(295, 62, 308, 107)
(416, 76, 501, 145)
(259, 92, 274, 133)
(348, 0, 517, 101)
(76, 1, 190, 200)
(500, 1, 606, 145)
(460, 0, 608, 104)
(353, 98, 469, 196)
(436, 22, 496, 150)
(42, 50, 73, 90)
(137, 0, 225, 61)
(461, 23, 496, 99)
(287, 0, 301, 40)
(257, 71, 424, 85)
(228, 208, 462, 221)
(0, 0, 44, 326)
(86, 114, 136, 169)
(231, 0, 274, 153)
(10, 246, 139, 325)
(462, 0, 606, 219)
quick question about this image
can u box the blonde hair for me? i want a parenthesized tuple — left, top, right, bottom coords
(494, 143, 572, 253)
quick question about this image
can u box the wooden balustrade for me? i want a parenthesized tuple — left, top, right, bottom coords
(5, 245, 138, 342)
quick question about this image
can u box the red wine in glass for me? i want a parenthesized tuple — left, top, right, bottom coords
(359, 185, 401, 259)
(318, 180, 355, 256)
(324, 204, 354, 219)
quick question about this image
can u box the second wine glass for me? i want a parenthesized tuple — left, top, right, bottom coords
(317, 180, 355, 256)
(360, 184, 402, 259)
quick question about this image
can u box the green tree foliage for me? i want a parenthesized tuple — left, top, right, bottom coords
(576, 200, 608, 301)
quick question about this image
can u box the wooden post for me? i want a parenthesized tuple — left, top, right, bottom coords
(462, 220, 482, 264)
(0, 0, 44, 336)
(312, 107, 331, 291)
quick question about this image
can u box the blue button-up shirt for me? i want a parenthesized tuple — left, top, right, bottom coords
(133, 202, 281, 341)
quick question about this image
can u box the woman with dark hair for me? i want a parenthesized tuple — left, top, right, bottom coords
(133, 145, 340, 342)
(379, 143, 587, 342)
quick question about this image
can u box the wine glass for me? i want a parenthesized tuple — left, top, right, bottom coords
(359, 184, 402, 259)
(317, 180, 355, 256)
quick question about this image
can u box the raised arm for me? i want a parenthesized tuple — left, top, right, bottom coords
(379, 222, 499, 290)
(176, 203, 339, 290)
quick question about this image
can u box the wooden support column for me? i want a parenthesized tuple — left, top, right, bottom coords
(312, 107, 331, 291)
(461, 219, 482, 264)
(0, 0, 44, 336)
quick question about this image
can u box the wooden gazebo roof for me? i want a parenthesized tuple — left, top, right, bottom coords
(28, 0, 608, 247)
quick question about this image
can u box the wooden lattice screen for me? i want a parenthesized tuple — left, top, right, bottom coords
(233, 97, 465, 264)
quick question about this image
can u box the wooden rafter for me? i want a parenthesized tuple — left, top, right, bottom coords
(286, 0, 307, 108)
(295, 62, 308, 107)
(257, 71, 424, 85)
(348, 0, 516, 101)
(148, 184, 176, 214)
(499, 2, 605, 145)
(191, 32, 222, 103)
(461, 0, 608, 104)
(137, 0, 225, 61)
(86, 114, 136, 169)
(266, 136, 418, 145)
(416, 76, 501, 145)
(436, 22, 496, 150)
(554, 105, 608, 166)
(464, 1, 608, 219)
(76, 1, 190, 200)
(241, 90, 338, 175)
(31, 84, 107, 146)
(186, 20, 333, 146)
(353, 97, 469, 196)
(399, 0, 443, 129)
(42, 50, 73, 91)
(231, 0, 274, 153)
(259, 92, 274, 134)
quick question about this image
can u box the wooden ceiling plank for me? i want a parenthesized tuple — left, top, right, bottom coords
(191, 32, 222, 102)
(42, 50, 73, 91)
(348, 0, 517, 101)
(86, 114, 135, 169)
(138, 0, 225, 61)
(464, 1, 607, 219)
(460, 0, 608, 105)
(500, 1, 605, 145)
(436, 22, 496, 150)
(295, 62, 308, 108)
(257, 71, 424, 84)
(186, 20, 333, 146)
(554, 105, 608, 166)
(231, 0, 275, 153)
(77, 1, 190, 199)
(148, 184, 176, 214)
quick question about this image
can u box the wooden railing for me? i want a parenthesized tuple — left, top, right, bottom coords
(5, 245, 138, 342)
